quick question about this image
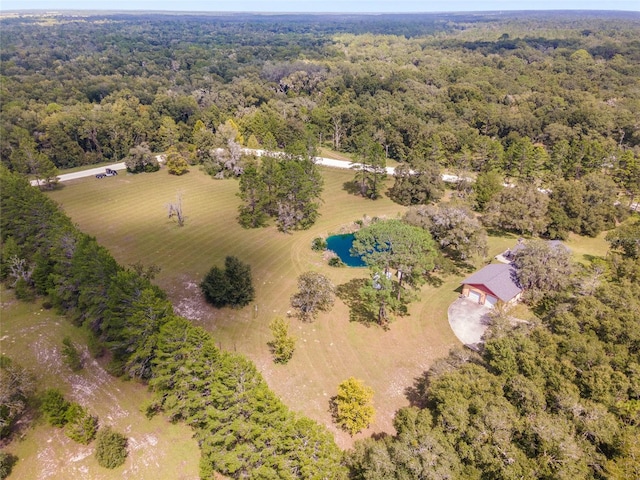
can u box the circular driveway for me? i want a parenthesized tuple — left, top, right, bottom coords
(447, 297, 492, 350)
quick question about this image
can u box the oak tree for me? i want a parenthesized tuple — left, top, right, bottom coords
(511, 240, 573, 304)
(404, 204, 488, 260)
(290, 272, 335, 321)
(352, 219, 437, 299)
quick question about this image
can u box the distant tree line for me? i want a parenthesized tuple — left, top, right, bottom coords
(1, 13, 639, 208)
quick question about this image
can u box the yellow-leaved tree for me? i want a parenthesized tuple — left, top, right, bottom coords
(332, 377, 375, 436)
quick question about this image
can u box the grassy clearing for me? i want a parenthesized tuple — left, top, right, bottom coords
(564, 230, 611, 264)
(47, 166, 463, 447)
(317, 148, 354, 162)
(45, 165, 610, 449)
(0, 288, 200, 480)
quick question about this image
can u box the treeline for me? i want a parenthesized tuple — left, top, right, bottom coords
(347, 222, 640, 479)
(0, 166, 346, 479)
(1, 13, 639, 203)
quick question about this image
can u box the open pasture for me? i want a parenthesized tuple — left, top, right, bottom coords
(47, 165, 520, 447)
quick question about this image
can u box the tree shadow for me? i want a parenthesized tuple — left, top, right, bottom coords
(449, 257, 477, 275)
(328, 395, 338, 419)
(404, 346, 485, 408)
(582, 253, 605, 264)
(423, 273, 444, 287)
(486, 228, 517, 239)
(370, 431, 390, 441)
(342, 181, 361, 196)
(47, 182, 67, 191)
(404, 370, 430, 408)
(336, 278, 378, 326)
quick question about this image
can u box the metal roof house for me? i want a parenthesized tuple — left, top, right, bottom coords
(461, 263, 522, 308)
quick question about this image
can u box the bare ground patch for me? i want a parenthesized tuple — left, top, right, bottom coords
(1, 295, 200, 480)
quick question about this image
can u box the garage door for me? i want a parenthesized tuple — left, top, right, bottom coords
(468, 290, 482, 303)
(485, 295, 498, 308)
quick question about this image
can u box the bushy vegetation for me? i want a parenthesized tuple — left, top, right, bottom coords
(268, 317, 296, 364)
(165, 147, 190, 175)
(0, 452, 17, 480)
(124, 143, 159, 173)
(328, 256, 345, 267)
(40, 389, 71, 428)
(94, 426, 128, 469)
(332, 378, 375, 436)
(0, 356, 34, 439)
(311, 237, 327, 251)
(63, 403, 98, 445)
(61, 336, 83, 371)
(39, 389, 98, 444)
(200, 256, 255, 308)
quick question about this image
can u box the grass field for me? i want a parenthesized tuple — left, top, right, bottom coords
(43, 164, 613, 449)
(564, 230, 611, 264)
(46, 165, 462, 447)
(0, 288, 200, 480)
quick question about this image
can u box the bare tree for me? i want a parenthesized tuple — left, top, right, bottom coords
(167, 192, 185, 227)
(8, 256, 33, 287)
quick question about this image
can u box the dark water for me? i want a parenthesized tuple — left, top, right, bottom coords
(326, 234, 366, 267)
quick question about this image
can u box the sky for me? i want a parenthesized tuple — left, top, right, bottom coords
(1, 0, 639, 12)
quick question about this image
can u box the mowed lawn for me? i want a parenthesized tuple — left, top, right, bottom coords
(47, 165, 503, 448)
(0, 288, 200, 480)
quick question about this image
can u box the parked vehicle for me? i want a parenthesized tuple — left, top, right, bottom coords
(96, 168, 118, 178)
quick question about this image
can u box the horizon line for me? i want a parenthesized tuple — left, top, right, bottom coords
(2, 8, 639, 14)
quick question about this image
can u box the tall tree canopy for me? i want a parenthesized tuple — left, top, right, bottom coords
(352, 219, 437, 299)
(404, 203, 489, 260)
(237, 156, 324, 233)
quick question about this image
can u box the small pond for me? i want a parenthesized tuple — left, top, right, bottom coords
(326, 233, 366, 267)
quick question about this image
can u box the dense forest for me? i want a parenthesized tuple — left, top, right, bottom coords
(1, 12, 639, 199)
(1, 10, 640, 480)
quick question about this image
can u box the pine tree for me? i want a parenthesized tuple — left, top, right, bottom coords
(95, 427, 128, 469)
(237, 161, 269, 228)
(64, 403, 98, 445)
